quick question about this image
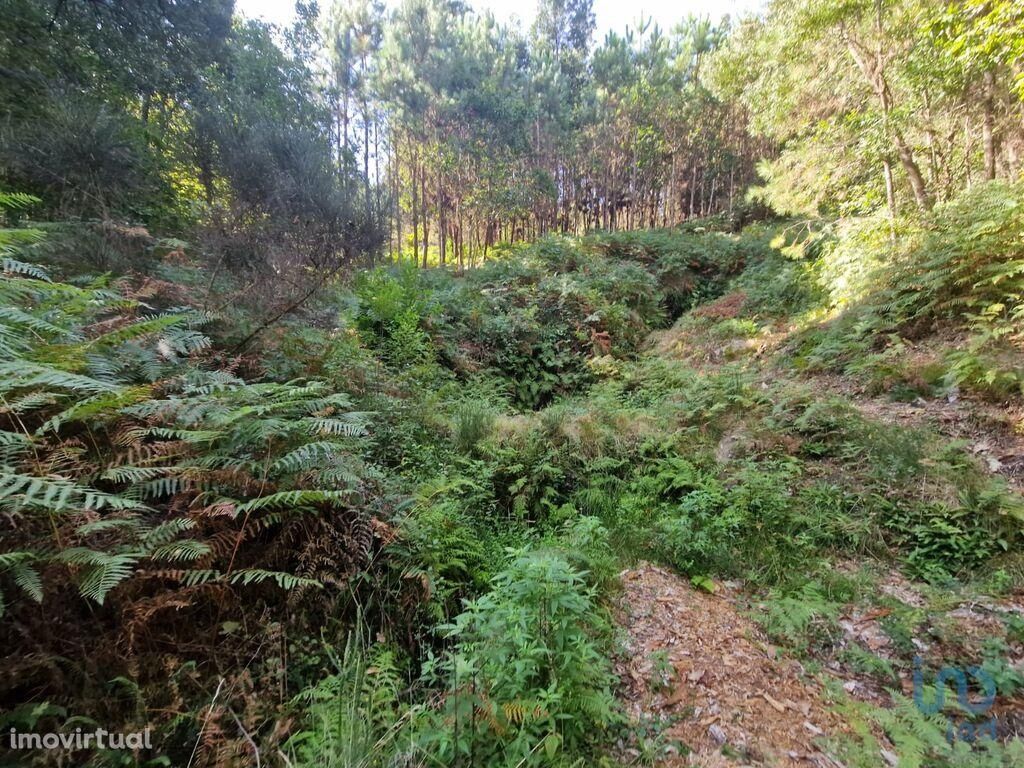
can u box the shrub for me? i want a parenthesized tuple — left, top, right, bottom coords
(805, 181, 1024, 390)
(451, 400, 496, 454)
(419, 550, 619, 766)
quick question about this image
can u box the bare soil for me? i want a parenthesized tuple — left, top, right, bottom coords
(615, 564, 855, 767)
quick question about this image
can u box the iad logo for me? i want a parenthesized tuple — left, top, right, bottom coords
(913, 655, 997, 743)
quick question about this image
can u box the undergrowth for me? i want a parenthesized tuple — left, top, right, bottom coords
(4, 182, 1024, 765)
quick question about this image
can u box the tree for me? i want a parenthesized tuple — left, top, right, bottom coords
(713, 0, 1024, 219)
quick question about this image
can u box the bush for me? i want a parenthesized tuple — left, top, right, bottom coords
(805, 181, 1024, 392)
(419, 550, 619, 767)
(451, 399, 496, 454)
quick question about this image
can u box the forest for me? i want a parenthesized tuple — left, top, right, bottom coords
(0, 0, 1023, 766)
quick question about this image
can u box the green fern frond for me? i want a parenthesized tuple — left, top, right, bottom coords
(99, 466, 167, 483)
(308, 417, 368, 437)
(149, 539, 211, 563)
(140, 517, 195, 547)
(39, 385, 151, 433)
(271, 441, 347, 474)
(0, 551, 43, 603)
(0, 191, 40, 210)
(88, 314, 184, 349)
(228, 569, 322, 590)
(1, 258, 49, 281)
(75, 518, 140, 537)
(235, 490, 350, 515)
(59, 549, 141, 605)
(0, 362, 113, 395)
(0, 472, 148, 512)
(10, 561, 43, 603)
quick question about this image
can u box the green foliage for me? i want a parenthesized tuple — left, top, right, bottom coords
(389, 498, 493, 621)
(356, 265, 435, 366)
(419, 549, 619, 766)
(0, 239, 376, 611)
(755, 580, 843, 655)
(885, 502, 1004, 583)
(350, 230, 760, 410)
(836, 694, 1024, 768)
(803, 182, 1024, 399)
(451, 400, 496, 455)
(590, 228, 757, 319)
(627, 455, 825, 585)
(286, 624, 407, 768)
(552, 515, 618, 595)
(733, 242, 824, 319)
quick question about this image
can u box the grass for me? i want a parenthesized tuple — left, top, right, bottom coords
(5, 205, 1024, 765)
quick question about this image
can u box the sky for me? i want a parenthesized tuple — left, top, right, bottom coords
(235, 0, 765, 39)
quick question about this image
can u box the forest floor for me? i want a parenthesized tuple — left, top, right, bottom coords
(813, 375, 1024, 495)
(615, 561, 1024, 766)
(616, 306, 1024, 765)
(616, 563, 855, 767)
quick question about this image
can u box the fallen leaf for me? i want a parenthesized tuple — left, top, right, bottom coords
(803, 721, 823, 736)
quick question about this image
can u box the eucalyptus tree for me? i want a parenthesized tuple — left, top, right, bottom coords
(713, 0, 1024, 219)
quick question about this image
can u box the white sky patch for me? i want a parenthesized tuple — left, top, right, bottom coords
(234, 0, 765, 37)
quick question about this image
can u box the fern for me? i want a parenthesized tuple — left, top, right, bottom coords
(0, 362, 114, 395)
(308, 416, 369, 437)
(38, 385, 152, 433)
(0, 241, 370, 620)
(0, 472, 147, 512)
(1, 258, 49, 281)
(59, 548, 141, 605)
(227, 569, 322, 590)
(270, 441, 348, 473)
(0, 551, 43, 603)
(140, 517, 196, 547)
(234, 490, 351, 515)
(865, 693, 1024, 767)
(149, 539, 211, 563)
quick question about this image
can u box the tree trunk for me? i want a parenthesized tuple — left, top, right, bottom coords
(883, 159, 896, 238)
(391, 131, 400, 259)
(845, 33, 932, 210)
(362, 99, 371, 221)
(893, 130, 931, 210)
(411, 151, 419, 264)
(983, 68, 997, 181)
(689, 165, 697, 218)
(421, 169, 429, 267)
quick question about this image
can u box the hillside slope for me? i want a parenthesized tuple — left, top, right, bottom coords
(2, 198, 1023, 766)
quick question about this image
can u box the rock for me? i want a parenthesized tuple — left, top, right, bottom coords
(708, 724, 727, 745)
(881, 748, 899, 766)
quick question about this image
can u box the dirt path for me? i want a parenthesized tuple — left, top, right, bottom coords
(649, 304, 1024, 493)
(616, 564, 854, 767)
(807, 372, 1024, 493)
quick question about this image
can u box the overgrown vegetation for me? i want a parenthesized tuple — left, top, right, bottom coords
(4, 178, 1023, 763)
(3, 0, 1024, 766)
